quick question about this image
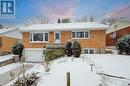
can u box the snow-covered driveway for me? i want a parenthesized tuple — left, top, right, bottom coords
(37, 58, 100, 86)
(0, 55, 13, 62)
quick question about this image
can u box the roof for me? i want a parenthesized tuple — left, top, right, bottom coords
(0, 28, 18, 34)
(20, 22, 110, 32)
(106, 20, 130, 34)
(0, 28, 22, 39)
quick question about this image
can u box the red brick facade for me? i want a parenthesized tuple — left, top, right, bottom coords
(106, 26, 130, 46)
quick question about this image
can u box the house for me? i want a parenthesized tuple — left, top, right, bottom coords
(0, 28, 21, 55)
(106, 25, 130, 46)
(20, 22, 109, 62)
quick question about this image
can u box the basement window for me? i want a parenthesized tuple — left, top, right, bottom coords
(84, 48, 95, 54)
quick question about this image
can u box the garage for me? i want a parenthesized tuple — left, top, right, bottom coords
(24, 48, 46, 62)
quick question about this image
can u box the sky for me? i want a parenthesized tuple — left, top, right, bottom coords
(0, 0, 130, 25)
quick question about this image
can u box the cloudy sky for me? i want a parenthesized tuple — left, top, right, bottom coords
(0, 0, 130, 25)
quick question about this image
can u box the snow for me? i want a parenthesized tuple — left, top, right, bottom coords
(38, 58, 100, 86)
(1, 54, 130, 86)
(37, 54, 130, 86)
(4, 63, 45, 86)
(0, 63, 21, 74)
(83, 54, 130, 78)
(20, 22, 109, 32)
(0, 55, 13, 62)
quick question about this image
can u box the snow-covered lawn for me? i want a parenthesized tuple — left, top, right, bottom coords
(84, 54, 130, 78)
(38, 58, 100, 86)
(37, 54, 130, 86)
(0, 54, 130, 86)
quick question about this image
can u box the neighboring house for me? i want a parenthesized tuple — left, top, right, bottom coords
(106, 25, 130, 46)
(0, 28, 21, 54)
(20, 22, 109, 62)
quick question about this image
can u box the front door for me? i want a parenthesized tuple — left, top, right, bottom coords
(54, 32, 60, 43)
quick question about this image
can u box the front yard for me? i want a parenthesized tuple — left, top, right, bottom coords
(0, 54, 130, 86)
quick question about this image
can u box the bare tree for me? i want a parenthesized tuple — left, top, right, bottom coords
(24, 16, 50, 26)
(75, 15, 95, 22)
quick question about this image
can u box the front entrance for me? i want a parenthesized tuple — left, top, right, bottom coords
(54, 32, 60, 43)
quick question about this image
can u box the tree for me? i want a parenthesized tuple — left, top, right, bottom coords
(12, 42, 27, 86)
(117, 34, 130, 55)
(24, 16, 50, 26)
(75, 15, 95, 22)
(65, 41, 73, 56)
(72, 40, 81, 57)
(12, 42, 24, 60)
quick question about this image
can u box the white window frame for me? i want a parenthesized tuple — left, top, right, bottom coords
(72, 30, 90, 39)
(54, 31, 60, 43)
(30, 32, 49, 43)
(83, 48, 95, 54)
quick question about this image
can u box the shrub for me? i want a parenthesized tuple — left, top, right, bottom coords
(72, 40, 81, 58)
(65, 41, 73, 56)
(12, 72, 39, 86)
(44, 48, 65, 62)
(12, 42, 24, 60)
(117, 34, 130, 55)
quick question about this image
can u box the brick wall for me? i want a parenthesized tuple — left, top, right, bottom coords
(0, 36, 19, 52)
(106, 26, 130, 46)
(22, 30, 106, 49)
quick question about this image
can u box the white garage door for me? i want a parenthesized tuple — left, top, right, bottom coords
(24, 48, 45, 62)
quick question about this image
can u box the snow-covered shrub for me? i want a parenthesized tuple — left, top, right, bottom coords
(72, 40, 81, 58)
(44, 48, 65, 62)
(12, 42, 24, 60)
(12, 72, 39, 86)
(117, 34, 130, 55)
(65, 41, 73, 57)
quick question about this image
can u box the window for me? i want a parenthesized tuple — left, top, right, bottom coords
(33, 33, 43, 41)
(84, 49, 88, 54)
(84, 49, 95, 54)
(72, 32, 75, 38)
(90, 49, 94, 54)
(55, 33, 59, 40)
(72, 31, 89, 38)
(45, 33, 48, 41)
(30, 32, 49, 42)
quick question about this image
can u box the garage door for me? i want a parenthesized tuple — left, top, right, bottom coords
(24, 48, 45, 62)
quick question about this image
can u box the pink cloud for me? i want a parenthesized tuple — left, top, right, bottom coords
(104, 4, 130, 19)
(39, 0, 79, 18)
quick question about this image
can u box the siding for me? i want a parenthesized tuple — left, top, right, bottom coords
(22, 30, 106, 49)
(0, 36, 19, 52)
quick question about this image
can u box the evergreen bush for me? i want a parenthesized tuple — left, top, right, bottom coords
(44, 49, 65, 62)
(12, 42, 24, 60)
(72, 40, 81, 58)
(65, 41, 73, 56)
(117, 34, 130, 55)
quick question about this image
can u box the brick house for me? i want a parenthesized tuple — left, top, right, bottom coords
(0, 28, 21, 55)
(106, 25, 130, 46)
(20, 22, 109, 62)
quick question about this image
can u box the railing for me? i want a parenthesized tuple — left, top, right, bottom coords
(46, 43, 65, 49)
